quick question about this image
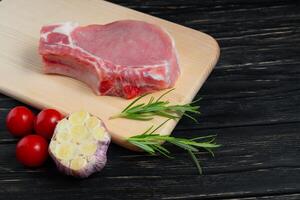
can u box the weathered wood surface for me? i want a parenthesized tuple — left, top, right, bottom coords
(0, 0, 299, 199)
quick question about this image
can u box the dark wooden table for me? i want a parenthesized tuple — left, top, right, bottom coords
(0, 0, 299, 199)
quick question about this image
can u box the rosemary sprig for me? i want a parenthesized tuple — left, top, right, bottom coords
(127, 121, 221, 174)
(110, 89, 201, 122)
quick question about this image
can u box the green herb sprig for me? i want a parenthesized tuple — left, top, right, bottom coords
(110, 89, 201, 122)
(127, 121, 220, 174)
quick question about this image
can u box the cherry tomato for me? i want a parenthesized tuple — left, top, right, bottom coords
(6, 106, 35, 137)
(16, 135, 48, 167)
(34, 109, 63, 140)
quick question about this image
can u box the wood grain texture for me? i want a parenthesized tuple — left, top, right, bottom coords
(0, 0, 299, 199)
(0, 121, 299, 199)
(0, 0, 219, 149)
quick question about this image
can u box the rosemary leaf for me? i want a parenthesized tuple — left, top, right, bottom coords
(187, 150, 202, 175)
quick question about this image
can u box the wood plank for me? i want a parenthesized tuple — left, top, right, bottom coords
(228, 194, 300, 200)
(0, 169, 299, 199)
(0, 0, 219, 149)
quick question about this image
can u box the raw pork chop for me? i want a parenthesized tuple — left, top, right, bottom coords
(39, 20, 180, 99)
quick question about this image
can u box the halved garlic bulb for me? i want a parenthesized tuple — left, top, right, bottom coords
(49, 111, 110, 178)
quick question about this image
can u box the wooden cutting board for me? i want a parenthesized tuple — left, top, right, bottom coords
(0, 0, 219, 150)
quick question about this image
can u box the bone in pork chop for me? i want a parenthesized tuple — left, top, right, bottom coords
(39, 20, 180, 99)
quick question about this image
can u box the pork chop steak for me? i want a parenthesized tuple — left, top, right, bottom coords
(39, 20, 180, 99)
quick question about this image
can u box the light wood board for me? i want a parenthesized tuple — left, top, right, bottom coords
(0, 0, 220, 150)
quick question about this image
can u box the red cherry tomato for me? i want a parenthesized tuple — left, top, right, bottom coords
(34, 109, 63, 140)
(6, 106, 35, 137)
(16, 135, 48, 167)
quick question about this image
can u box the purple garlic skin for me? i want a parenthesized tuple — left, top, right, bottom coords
(49, 111, 111, 178)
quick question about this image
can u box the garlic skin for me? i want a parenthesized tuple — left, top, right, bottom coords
(49, 111, 111, 178)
